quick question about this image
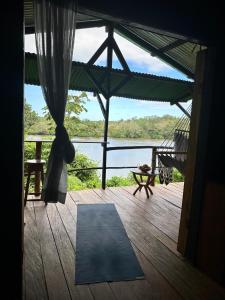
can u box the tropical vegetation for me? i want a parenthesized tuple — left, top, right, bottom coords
(24, 93, 184, 190)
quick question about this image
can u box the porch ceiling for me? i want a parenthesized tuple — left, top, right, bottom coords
(25, 52, 193, 103)
(24, 0, 206, 78)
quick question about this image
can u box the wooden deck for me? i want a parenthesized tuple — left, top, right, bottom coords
(23, 182, 225, 300)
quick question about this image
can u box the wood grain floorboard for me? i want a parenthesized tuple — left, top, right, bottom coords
(24, 202, 48, 300)
(33, 202, 71, 300)
(24, 184, 225, 300)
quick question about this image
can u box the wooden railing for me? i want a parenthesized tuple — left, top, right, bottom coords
(25, 139, 173, 190)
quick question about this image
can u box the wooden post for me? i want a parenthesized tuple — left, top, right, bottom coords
(35, 141, 42, 195)
(177, 49, 215, 257)
(151, 147, 157, 186)
(102, 25, 113, 189)
(102, 99, 110, 189)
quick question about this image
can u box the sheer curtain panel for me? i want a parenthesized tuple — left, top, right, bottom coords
(34, 0, 77, 203)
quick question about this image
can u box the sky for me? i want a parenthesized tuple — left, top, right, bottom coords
(25, 27, 191, 121)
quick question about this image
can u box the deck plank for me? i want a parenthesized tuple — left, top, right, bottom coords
(124, 184, 182, 208)
(93, 187, 179, 255)
(72, 190, 147, 300)
(111, 186, 180, 242)
(133, 245, 182, 299)
(89, 283, 117, 300)
(71, 189, 180, 300)
(55, 196, 95, 300)
(60, 193, 117, 300)
(24, 184, 225, 300)
(46, 202, 95, 300)
(90, 188, 225, 300)
(33, 202, 71, 300)
(24, 203, 48, 300)
(163, 182, 184, 194)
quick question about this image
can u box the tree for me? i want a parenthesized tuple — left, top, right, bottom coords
(24, 100, 39, 134)
(43, 92, 88, 136)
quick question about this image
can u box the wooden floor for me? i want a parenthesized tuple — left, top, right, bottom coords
(23, 182, 225, 300)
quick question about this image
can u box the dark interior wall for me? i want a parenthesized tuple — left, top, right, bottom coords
(196, 44, 225, 285)
(0, 0, 24, 299)
(4, 0, 223, 296)
(78, 0, 223, 45)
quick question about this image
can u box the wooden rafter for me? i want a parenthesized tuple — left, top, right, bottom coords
(159, 39, 186, 53)
(115, 24, 194, 78)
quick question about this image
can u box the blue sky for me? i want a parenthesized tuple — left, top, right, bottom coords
(25, 27, 191, 121)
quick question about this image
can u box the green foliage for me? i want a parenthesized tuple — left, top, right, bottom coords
(68, 153, 100, 183)
(25, 99, 180, 140)
(107, 115, 179, 139)
(28, 118, 52, 135)
(106, 175, 135, 187)
(24, 142, 36, 160)
(42, 92, 88, 136)
(24, 141, 101, 190)
(67, 176, 87, 190)
(173, 168, 184, 182)
(24, 101, 39, 134)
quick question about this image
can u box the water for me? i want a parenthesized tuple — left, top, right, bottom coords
(72, 137, 163, 178)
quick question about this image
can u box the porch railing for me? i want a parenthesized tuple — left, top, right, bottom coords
(25, 139, 173, 190)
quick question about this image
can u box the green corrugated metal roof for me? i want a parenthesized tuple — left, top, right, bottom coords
(25, 52, 193, 102)
(24, 1, 206, 78)
(115, 25, 206, 78)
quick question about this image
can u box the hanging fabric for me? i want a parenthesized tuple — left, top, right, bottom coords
(157, 103, 191, 183)
(34, 0, 77, 203)
(158, 156, 173, 185)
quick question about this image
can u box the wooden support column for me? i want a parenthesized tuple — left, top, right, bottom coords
(102, 25, 113, 189)
(102, 98, 110, 189)
(151, 147, 157, 186)
(177, 49, 215, 258)
(1, 1, 24, 299)
(196, 44, 225, 286)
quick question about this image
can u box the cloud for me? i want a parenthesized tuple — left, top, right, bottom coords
(73, 28, 107, 63)
(25, 27, 173, 73)
(114, 33, 172, 73)
(74, 27, 173, 73)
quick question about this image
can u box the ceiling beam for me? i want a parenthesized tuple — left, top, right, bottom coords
(115, 24, 194, 79)
(159, 40, 186, 53)
(76, 19, 107, 29)
(25, 19, 107, 35)
(77, 1, 218, 45)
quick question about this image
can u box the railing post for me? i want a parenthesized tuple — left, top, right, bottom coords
(151, 147, 157, 186)
(35, 141, 42, 195)
(102, 99, 110, 189)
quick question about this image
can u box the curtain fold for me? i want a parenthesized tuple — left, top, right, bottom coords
(34, 0, 77, 203)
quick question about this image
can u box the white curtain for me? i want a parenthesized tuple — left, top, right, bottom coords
(34, 0, 77, 203)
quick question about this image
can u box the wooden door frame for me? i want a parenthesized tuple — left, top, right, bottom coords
(177, 48, 216, 258)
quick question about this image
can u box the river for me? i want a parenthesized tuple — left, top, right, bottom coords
(72, 137, 163, 178)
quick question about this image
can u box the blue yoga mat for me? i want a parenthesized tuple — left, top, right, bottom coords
(75, 203, 144, 284)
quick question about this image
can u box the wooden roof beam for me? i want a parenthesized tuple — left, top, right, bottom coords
(159, 40, 186, 53)
(115, 24, 194, 79)
(25, 19, 107, 35)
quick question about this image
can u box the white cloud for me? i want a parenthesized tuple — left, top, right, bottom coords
(73, 27, 107, 63)
(25, 27, 173, 73)
(114, 33, 172, 73)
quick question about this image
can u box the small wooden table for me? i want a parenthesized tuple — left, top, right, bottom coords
(131, 169, 158, 198)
